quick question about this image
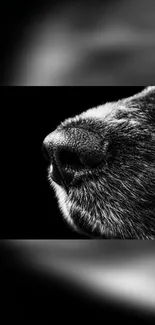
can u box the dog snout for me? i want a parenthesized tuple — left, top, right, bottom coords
(43, 126, 105, 186)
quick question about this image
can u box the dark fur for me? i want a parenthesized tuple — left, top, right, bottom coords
(43, 87, 155, 239)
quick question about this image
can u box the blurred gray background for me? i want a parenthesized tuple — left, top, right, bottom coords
(1, 240, 155, 321)
(1, 0, 155, 85)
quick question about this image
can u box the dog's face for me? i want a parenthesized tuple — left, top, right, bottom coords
(43, 87, 155, 239)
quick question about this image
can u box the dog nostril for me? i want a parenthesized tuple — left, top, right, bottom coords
(58, 149, 84, 169)
(42, 143, 51, 161)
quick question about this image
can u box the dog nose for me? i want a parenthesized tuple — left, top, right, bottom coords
(43, 127, 105, 187)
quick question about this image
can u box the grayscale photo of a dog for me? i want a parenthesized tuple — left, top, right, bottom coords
(43, 87, 155, 239)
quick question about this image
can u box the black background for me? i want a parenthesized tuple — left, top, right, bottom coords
(1, 86, 144, 239)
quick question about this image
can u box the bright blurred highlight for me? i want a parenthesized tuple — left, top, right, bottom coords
(5, 240, 155, 316)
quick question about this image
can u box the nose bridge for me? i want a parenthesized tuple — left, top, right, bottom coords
(43, 129, 67, 150)
(43, 127, 102, 156)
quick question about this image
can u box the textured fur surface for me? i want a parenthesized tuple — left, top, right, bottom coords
(43, 87, 155, 239)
